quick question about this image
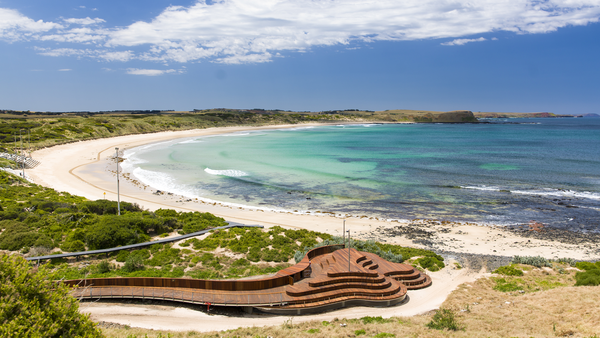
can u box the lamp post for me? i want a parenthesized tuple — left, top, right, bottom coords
(115, 147, 120, 216)
(20, 129, 24, 179)
(342, 219, 346, 247)
(347, 229, 351, 272)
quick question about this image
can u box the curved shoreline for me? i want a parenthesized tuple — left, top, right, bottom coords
(28, 124, 600, 259)
(27, 123, 600, 332)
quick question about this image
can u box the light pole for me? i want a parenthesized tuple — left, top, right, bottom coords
(20, 129, 24, 179)
(347, 229, 351, 272)
(342, 219, 346, 247)
(115, 147, 121, 216)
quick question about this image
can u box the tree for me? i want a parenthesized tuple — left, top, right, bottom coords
(0, 254, 102, 337)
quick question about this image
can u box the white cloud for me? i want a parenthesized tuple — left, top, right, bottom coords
(63, 17, 105, 25)
(441, 37, 487, 46)
(3, 1, 600, 63)
(58, 68, 72, 71)
(0, 8, 62, 41)
(126, 68, 180, 76)
(99, 50, 134, 62)
(103, 0, 600, 63)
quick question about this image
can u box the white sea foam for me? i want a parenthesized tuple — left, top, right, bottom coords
(511, 189, 600, 201)
(281, 126, 315, 131)
(121, 150, 148, 173)
(204, 168, 249, 177)
(221, 132, 251, 137)
(178, 139, 203, 144)
(462, 185, 600, 201)
(461, 185, 503, 192)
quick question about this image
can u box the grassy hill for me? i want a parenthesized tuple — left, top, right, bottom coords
(0, 108, 478, 153)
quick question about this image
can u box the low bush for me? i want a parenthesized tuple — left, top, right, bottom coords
(493, 277, 523, 292)
(575, 261, 600, 271)
(494, 265, 524, 276)
(575, 269, 600, 286)
(361, 316, 394, 324)
(426, 308, 464, 331)
(414, 256, 445, 272)
(512, 255, 552, 268)
(116, 250, 130, 262)
(122, 254, 144, 273)
(0, 254, 102, 337)
(96, 260, 111, 274)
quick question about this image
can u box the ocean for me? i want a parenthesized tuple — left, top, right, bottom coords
(122, 118, 600, 231)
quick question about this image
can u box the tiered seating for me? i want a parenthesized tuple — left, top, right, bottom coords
(277, 248, 430, 309)
(65, 245, 432, 314)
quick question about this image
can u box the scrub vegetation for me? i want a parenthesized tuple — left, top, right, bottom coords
(0, 171, 226, 254)
(0, 254, 102, 337)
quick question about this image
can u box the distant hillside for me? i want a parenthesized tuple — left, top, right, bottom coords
(365, 109, 478, 123)
(473, 112, 573, 118)
(0, 108, 479, 152)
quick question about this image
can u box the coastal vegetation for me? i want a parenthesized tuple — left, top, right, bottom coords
(0, 171, 226, 253)
(0, 254, 102, 337)
(0, 108, 478, 153)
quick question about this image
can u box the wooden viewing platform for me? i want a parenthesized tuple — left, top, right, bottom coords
(64, 245, 431, 315)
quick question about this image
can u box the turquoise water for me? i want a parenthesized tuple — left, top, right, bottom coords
(123, 118, 600, 230)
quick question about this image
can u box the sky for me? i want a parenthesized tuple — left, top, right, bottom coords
(1, 0, 599, 114)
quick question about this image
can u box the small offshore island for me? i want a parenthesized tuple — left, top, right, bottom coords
(1, 108, 599, 337)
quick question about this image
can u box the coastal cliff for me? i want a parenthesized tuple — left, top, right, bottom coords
(370, 109, 479, 123)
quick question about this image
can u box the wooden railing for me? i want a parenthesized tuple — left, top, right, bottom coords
(63, 244, 344, 292)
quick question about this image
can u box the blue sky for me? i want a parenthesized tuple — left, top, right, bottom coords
(1, 1, 599, 114)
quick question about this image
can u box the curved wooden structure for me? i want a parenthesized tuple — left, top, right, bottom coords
(65, 245, 431, 314)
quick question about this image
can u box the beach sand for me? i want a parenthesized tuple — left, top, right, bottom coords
(28, 124, 600, 332)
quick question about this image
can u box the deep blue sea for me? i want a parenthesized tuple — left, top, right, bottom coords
(123, 118, 600, 230)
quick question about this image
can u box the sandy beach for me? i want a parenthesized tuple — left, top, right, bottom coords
(28, 124, 600, 332)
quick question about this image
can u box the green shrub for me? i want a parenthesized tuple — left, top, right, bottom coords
(96, 260, 111, 274)
(512, 255, 552, 268)
(361, 316, 393, 324)
(232, 258, 250, 267)
(146, 248, 181, 267)
(122, 254, 144, 273)
(553, 257, 576, 266)
(575, 269, 600, 286)
(426, 308, 464, 331)
(0, 254, 102, 337)
(84, 216, 150, 250)
(575, 261, 600, 271)
(494, 265, 524, 276)
(414, 256, 445, 272)
(116, 250, 130, 262)
(60, 239, 85, 252)
(247, 247, 262, 262)
(0, 220, 41, 251)
(354, 329, 366, 336)
(493, 278, 523, 292)
(306, 328, 320, 333)
(155, 208, 178, 218)
(373, 333, 395, 338)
